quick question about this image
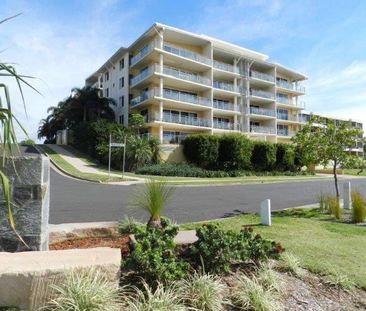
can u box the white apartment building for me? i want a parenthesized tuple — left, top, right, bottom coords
(85, 23, 362, 154)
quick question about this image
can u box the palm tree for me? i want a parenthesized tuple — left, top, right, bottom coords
(126, 136, 153, 170)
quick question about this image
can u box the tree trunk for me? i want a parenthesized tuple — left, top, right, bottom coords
(147, 217, 161, 229)
(333, 160, 339, 198)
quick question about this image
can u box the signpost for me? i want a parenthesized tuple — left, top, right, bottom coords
(108, 134, 126, 180)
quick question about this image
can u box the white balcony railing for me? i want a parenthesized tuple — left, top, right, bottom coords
(163, 89, 211, 107)
(213, 60, 239, 74)
(250, 71, 275, 83)
(163, 44, 211, 65)
(277, 113, 303, 122)
(153, 113, 211, 128)
(213, 121, 240, 131)
(213, 81, 241, 93)
(162, 66, 211, 86)
(276, 80, 305, 93)
(213, 99, 237, 111)
(130, 88, 159, 107)
(250, 125, 276, 134)
(163, 133, 188, 144)
(130, 41, 159, 66)
(276, 96, 306, 108)
(250, 89, 275, 100)
(277, 129, 296, 137)
(130, 64, 160, 87)
(249, 107, 276, 117)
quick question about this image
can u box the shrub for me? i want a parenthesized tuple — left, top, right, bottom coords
(123, 222, 188, 284)
(190, 224, 283, 273)
(118, 216, 144, 234)
(123, 280, 186, 311)
(182, 134, 219, 169)
(251, 141, 277, 171)
(351, 191, 366, 223)
(218, 134, 253, 170)
(177, 272, 228, 311)
(329, 196, 342, 220)
(275, 143, 296, 171)
(231, 273, 282, 311)
(278, 253, 303, 276)
(47, 268, 121, 311)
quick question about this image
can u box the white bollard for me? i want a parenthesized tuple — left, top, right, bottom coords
(343, 182, 352, 209)
(260, 199, 271, 226)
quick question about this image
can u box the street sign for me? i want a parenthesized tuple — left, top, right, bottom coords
(110, 143, 125, 147)
(108, 134, 127, 180)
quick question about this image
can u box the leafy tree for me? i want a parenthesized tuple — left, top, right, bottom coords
(126, 136, 153, 170)
(128, 113, 145, 135)
(292, 117, 364, 198)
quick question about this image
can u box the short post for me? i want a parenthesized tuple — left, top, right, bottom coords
(122, 136, 126, 179)
(260, 199, 271, 226)
(108, 134, 111, 180)
(343, 181, 352, 209)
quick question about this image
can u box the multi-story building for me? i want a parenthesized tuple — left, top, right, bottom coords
(85, 23, 307, 145)
(85, 23, 363, 158)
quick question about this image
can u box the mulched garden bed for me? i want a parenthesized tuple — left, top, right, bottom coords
(49, 235, 130, 256)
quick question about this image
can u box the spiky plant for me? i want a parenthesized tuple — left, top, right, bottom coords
(351, 191, 366, 223)
(257, 262, 283, 293)
(278, 253, 303, 277)
(134, 178, 174, 228)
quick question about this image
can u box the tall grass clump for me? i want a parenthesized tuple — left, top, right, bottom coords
(278, 253, 303, 277)
(177, 272, 228, 311)
(231, 273, 282, 311)
(123, 280, 186, 311)
(134, 178, 174, 228)
(257, 263, 283, 293)
(324, 270, 355, 290)
(47, 268, 121, 311)
(351, 191, 366, 223)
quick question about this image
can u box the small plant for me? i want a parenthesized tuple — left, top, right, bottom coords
(278, 253, 303, 276)
(318, 192, 326, 212)
(351, 191, 366, 223)
(119, 216, 144, 234)
(123, 221, 188, 284)
(324, 270, 355, 290)
(177, 272, 228, 311)
(257, 262, 283, 293)
(47, 268, 121, 311)
(134, 178, 174, 228)
(329, 196, 342, 220)
(123, 280, 186, 311)
(231, 273, 282, 311)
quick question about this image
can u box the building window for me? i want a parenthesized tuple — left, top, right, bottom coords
(105, 71, 109, 81)
(119, 114, 124, 125)
(119, 58, 124, 70)
(121, 96, 124, 107)
(105, 88, 109, 97)
(119, 77, 124, 89)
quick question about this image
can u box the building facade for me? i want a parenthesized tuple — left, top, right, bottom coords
(85, 23, 363, 156)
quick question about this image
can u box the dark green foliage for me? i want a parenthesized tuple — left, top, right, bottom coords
(218, 134, 253, 170)
(275, 143, 296, 171)
(251, 142, 277, 171)
(123, 220, 188, 284)
(189, 224, 284, 273)
(136, 163, 311, 178)
(182, 134, 219, 169)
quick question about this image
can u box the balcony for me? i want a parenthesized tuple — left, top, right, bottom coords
(162, 132, 188, 144)
(152, 112, 211, 128)
(277, 113, 303, 122)
(130, 89, 158, 107)
(213, 99, 237, 111)
(250, 71, 275, 83)
(130, 64, 160, 87)
(276, 96, 306, 108)
(213, 60, 239, 74)
(249, 125, 276, 134)
(213, 121, 239, 131)
(130, 41, 158, 67)
(163, 44, 211, 65)
(248, 107, 276, 117)
(276, 80, 305, 93)
(162, 89, 211, 107)
(162, 66, 211, 86)
(213, 81, 241, 93)
(277, 129, 296, 137)
(250, 89, 275, 100)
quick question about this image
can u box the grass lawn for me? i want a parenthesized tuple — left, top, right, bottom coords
(343, 169, 366, 176)
(38, 145, 125, 182)
(181, 208, 366, 289)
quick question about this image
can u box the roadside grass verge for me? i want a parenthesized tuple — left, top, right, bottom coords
(37, 145, 125, 182)
(181, 208, 366, 289)
(342, 169, 366, 176)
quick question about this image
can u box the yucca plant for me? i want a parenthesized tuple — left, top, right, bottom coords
(351, 191, 366, 223)
(134, 178, 174, 228)
(0, 14, 39, 244)
(46, 268, 122, 311)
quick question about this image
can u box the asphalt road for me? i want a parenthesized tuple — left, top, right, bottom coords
(49, 167, 366, 224)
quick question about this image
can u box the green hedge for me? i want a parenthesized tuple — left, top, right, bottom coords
(251, 141, 277, 171)
(276, 143, 296, 171)
(136, 163, 312, 178)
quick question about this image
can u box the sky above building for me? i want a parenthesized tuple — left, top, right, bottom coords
(1, 0, 366, 141)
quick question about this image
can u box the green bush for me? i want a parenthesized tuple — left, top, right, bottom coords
(189, 224, 283, 273)
(351, 191, 366, 223)
(123, 221, 188, 284)
(251, 141, 277, 171)
(275, 143, 296, 171)
(218, 133, 253, 170)
(182, 134, 219, 169)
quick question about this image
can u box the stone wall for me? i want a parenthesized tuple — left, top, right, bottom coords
(0, 146, 50, 252)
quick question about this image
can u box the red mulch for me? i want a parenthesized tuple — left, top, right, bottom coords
(49, 235, 130, 256)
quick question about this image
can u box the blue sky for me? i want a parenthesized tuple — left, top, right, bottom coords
(1, 0, 366, 141)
